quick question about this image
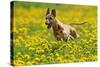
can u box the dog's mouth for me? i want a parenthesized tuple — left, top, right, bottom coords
(47, 25, 51, 29)
(45, 23, 51, 29)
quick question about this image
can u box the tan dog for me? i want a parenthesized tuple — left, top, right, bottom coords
(45, 8, 87, 41)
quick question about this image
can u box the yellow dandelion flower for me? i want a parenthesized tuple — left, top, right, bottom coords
(29, 47, 35, 51)
(32, 59, 38, 64)
(79, 58, 86, 62)
(23, 54, 30, 59)
(36, 47, 44, 53)
(18, 28, 23, 32)
(83, 29, 89, 33)
(26, 61, 32, 65)
(35, 58, 40, 61)
(57, 56, 62, 61)
(21, 39, 25, 43)
(41, 55, 45, 58)
(15, 39, 19, 43)
(19, 27, 27, 34)
(26, 35, 30, 39)
(42, 44, 48, 49)
(18, 36, 22, 40)
(25, 43, 31, 48)
(91, 55, 97, 61)
(14, 60, 25, 66)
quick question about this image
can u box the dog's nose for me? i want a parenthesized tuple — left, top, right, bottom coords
(45, 23, 47, 24)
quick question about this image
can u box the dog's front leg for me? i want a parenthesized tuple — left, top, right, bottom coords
(56, 35, 63, 41)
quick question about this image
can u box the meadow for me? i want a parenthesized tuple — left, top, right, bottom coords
(11, 1, 97, 66)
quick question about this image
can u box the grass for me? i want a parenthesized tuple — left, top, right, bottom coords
(11, 1, 97, 66)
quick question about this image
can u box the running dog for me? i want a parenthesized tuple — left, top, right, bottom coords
(45, 8, 87, 41)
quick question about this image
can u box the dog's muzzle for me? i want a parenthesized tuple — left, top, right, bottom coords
(45, 22, 48, 25)
(45, 22, 51, 29)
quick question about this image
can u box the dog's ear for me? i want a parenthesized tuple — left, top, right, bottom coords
(46, 8, 50, 15)
(51, 9, 56, 17)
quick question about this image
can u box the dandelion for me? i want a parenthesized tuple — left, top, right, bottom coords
(15, 39, 19, 43)
(21, 39, 25, 43)
(36, 47, 44, 53)
(90, 55, 97, 61)
(23, 54, 30, 59)
(17, 35, 22, 40)
(41, 55, 45, 58)
(57, 56, 63, 62)
(26, 35, 30, 39)
(29, 47, 35, 51)
(31, 59, 38, 64)
(25, 43, 31, 48)
(14, 60, 25, 66)
(83, 29, 89, 33)
(26, 61, 32, 65)
(35, 57, 40, 61)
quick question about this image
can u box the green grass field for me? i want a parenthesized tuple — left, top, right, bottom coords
(11, 1, 97, 66)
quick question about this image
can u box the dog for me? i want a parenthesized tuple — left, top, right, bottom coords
(45, 8, 87, 41)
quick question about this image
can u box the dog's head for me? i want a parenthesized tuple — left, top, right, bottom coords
(45, 8, 56, 29)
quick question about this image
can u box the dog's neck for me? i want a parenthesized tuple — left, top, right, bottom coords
(52, 18, 63, 33)
(52, 18, 58, 30)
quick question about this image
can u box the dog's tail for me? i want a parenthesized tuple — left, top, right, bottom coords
(69, 21, 87, 26)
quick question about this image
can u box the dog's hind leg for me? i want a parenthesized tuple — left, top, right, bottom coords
(70, 29, 78, 38)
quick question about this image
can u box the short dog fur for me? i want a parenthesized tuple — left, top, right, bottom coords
(45, 8, 87, 41)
